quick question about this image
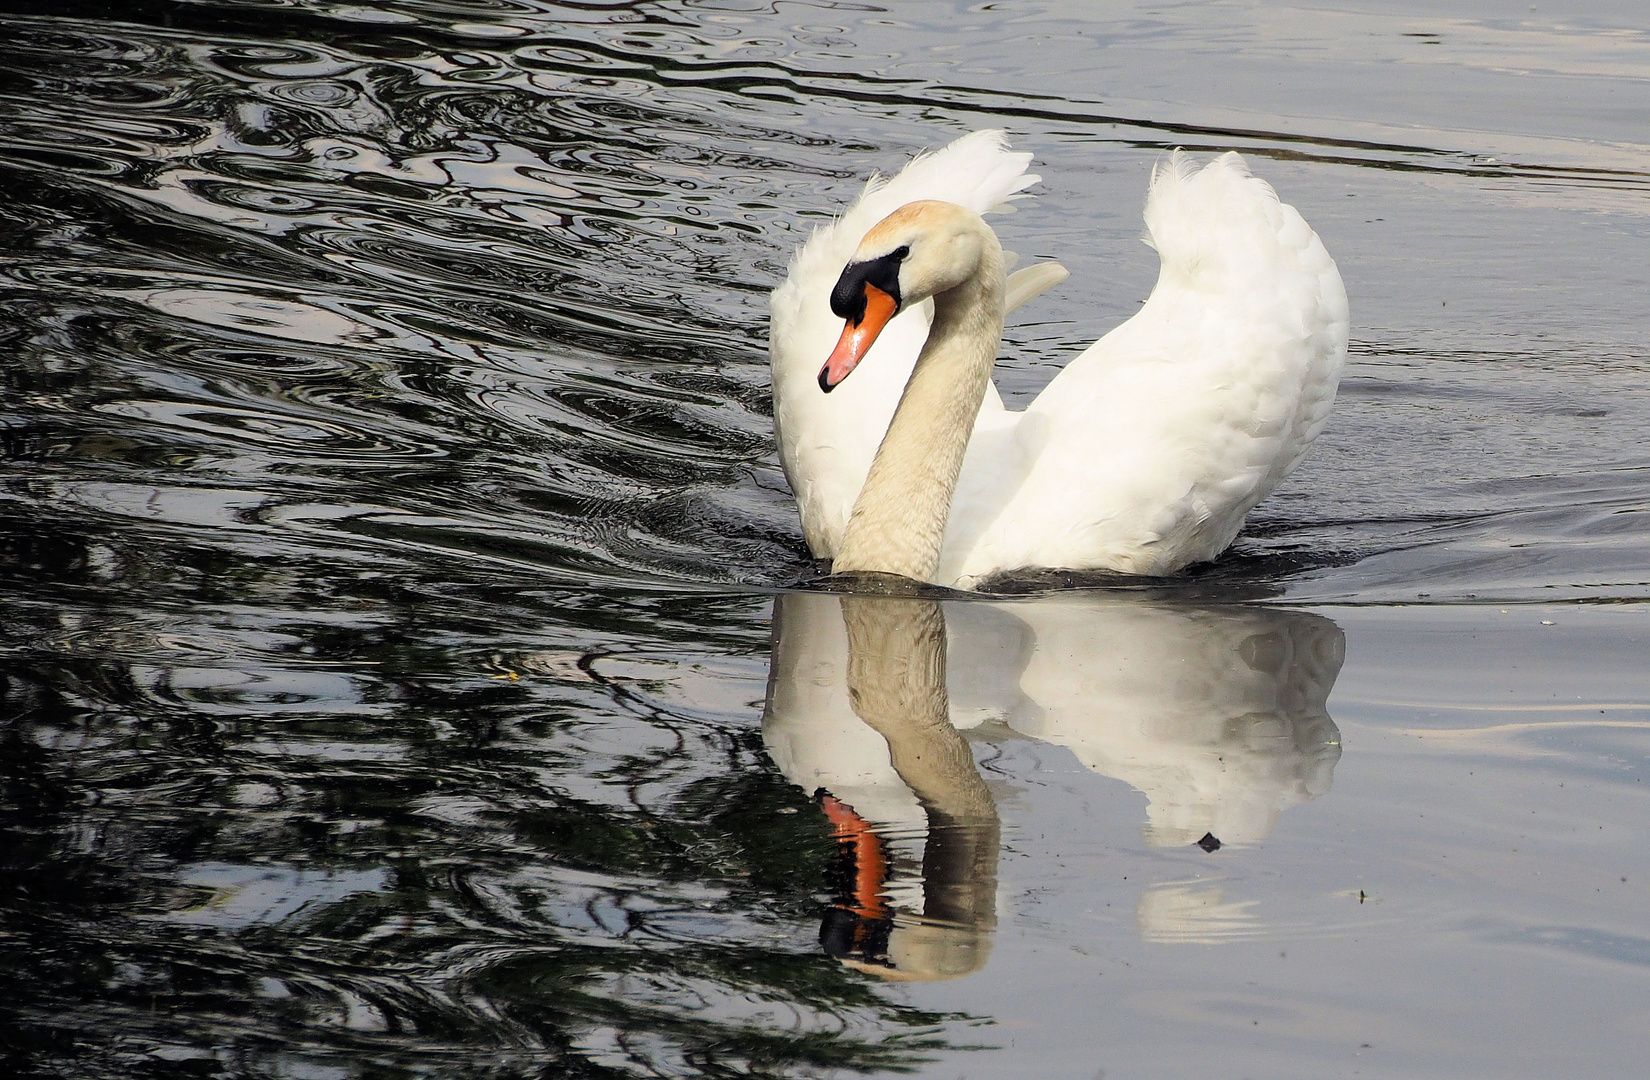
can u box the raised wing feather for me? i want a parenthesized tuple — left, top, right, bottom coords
(938, 152, 1348, 585)
(768, 131, 1045, 558)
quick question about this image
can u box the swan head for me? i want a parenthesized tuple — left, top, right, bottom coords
(820, 200, 991, 393)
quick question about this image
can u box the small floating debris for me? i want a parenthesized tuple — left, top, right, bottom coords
(1197, 833, 1222, 853)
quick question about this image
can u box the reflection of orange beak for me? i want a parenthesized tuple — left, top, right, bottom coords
(819, 283, 897, 393)
(819, 792, 889, 922)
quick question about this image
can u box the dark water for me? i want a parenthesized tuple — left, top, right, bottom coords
(3, 2, 1649, 1077)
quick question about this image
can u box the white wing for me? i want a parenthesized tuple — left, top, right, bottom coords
(768, 131, 1060, 558)
(939, 152, 1349, 585)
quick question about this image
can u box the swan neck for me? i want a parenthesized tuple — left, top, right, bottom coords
(833, 243, 1004, 582)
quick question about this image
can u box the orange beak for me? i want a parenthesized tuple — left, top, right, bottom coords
(819, 283, 897, 393)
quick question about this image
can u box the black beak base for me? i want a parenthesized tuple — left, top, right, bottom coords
(829, 247, 905, 326)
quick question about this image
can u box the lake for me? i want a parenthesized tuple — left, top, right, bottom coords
(1, 1, 1648, 1077)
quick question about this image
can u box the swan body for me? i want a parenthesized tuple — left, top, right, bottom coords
(768, 132, 1348, 588)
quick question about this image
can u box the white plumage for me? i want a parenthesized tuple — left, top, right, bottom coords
(769, 131, 1348, 588)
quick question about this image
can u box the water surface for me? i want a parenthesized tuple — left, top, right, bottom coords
(2, 1, 1648, 1077)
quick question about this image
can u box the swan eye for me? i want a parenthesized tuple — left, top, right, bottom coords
(892, 245, 910, 260)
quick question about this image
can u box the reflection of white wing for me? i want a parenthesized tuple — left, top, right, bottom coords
(762, 593, 1343, 846)
(997, 599, 1343, 846)
(761, 592, 925, 831)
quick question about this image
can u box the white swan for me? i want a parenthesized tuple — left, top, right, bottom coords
(768, 132, 1348, 588)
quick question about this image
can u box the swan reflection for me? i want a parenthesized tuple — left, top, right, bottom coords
(762, 591, 1343, 975)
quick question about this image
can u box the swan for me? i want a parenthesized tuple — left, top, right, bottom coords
(768, 132, 1348, 588)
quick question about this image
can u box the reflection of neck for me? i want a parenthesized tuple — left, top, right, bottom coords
(841, 596, 998, 930)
